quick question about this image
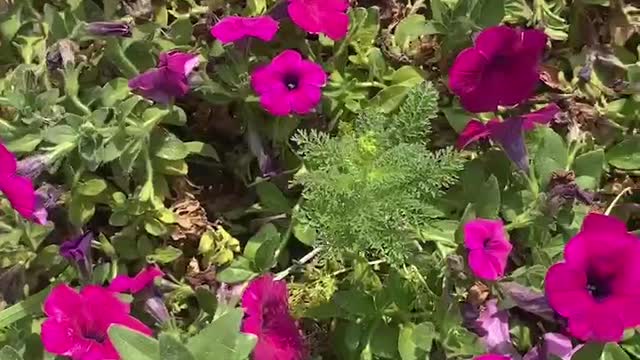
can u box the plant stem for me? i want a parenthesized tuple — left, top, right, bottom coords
(274, 246, 323, 280)
(605, 187, 632, 215)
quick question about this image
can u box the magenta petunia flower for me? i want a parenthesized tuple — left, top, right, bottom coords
(41, 284, 153, 360)
(449, 26, 547, 113)
(128, 51, 200, 104)
(287, 0, 349, 40)
(251, 50, 327, 116)
(0, 143, 38, 223)
(210, 16, 279, 44)
(464, 219, 512, 281)
(545, 213, 640, 342)
(108, 266, 165, 294)
(241, 274, 305, 360)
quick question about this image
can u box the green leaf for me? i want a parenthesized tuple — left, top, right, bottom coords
(147, 246, 182, 263)
(77, 178, 107, 197)
(333, 290, 376, 317)
(109, 325, 160, 360)
(101, 78, 131, 107)
(185, 141, 220, 161)
(247, 0, 266, 15)
(607, 136, 640, 170)
(6, 134, 42, 153)
(243, 223, 281, 261)
(159, 333, 196, 360)
(292, 221, 316, 246)
(144, 218, 168, 236)
(602, 343, 631, 360)
(370, 323, 399, 358)
(170, 17, 193, 45)
(369, 85, 414, 113)
(155, 132, 189, 160)
(43, 4, 68, 41)
(232, 334, 258, 360)
(216, 258, 256, 284)
(573, 149, 604, 190)
(395, 15, 433, 49)
(0, 346, 23, 360)
(390, 66, 424, 87)
(256, 182, 291, 213)
(195, 287, 218, 316)
(470, 0, 505, 27)
(474, 175, 500, 218)
(0, 286, 50, 329)
(187, 309, 244, 360)
(571, 342, 604, 360)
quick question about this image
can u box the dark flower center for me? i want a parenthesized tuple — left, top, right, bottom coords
(283, 73, 299, 90)
(482, 237, 491, 248)
(84, 330, 106, 343)
(586, 271, 612, 301)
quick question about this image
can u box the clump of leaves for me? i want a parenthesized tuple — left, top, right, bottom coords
(293, 82, 463, 264)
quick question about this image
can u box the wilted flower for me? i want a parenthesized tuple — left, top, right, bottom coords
(129, 51, 200, 104)
(545, 213, 640, 342)
(46, 39, 78, 71)
(476, 299, 515, 354)
(60, 232, 93, 282)
(449, 26, 547, 113)
(464, 219, 512, 281)
(498, 282, 555, 322)
(0, 142, 38, 223)
(16, 154, 50, 180)
(85, 21, 132, 37)
(109, 266, 169, 324)
(251, 50, 327, 116)
(41, 284, 152, 360)
(457, 104, 560, 172)
(32, 184, 63, 225)
(287, 0, 349, 40)
(242, 274, 305, 360)
(210, 16, 279, 44)
(523, 333, 581, 360)
(474, 355, 510, 360)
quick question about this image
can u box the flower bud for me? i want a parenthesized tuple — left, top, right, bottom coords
(85, 22, 132, 37)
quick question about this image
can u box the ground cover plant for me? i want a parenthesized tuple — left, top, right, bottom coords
(2, 0, 640, 359)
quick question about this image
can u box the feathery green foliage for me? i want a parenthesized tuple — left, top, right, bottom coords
(293, 82, 464, 264)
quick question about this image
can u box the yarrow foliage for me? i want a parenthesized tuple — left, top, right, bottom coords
(294, 83, 463, 263)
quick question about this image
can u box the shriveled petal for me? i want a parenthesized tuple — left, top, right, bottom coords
(129, 69, 173, 104)
(498, 282, 555, 321)
(487, 118, 528, 172)
(0, 143, 17, 178)
(522, 103, 561, 130)
(456, 120, 490, 149)
(289, 85, 322, 115)
(109, 266, 165, 294)
(477, 299, 512, 354)
(474, 26, 520, 59)
(298, 60, 327, 87)
(544, 263, 593, 318)
(41, 319, 78, 356)
(259, 89, 293, 116)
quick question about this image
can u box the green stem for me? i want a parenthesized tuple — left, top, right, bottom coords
(605, 187, 632, 215)
(68, 95, 91, 115)
(106, 39, 139, 78)
(565, 141, 584, 171)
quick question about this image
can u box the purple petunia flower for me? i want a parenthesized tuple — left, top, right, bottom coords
(251, 50, 327, 116)
(33, 184, 62, 225)
(457, 104, 560, 172)
(545, 213, 640, 342)
(85, 22, 132, 37)
(464, 219, 512, 281)
(60, 232, 94, 281)
(210, 16, 279, 44)
(449, 26, 547, 113)
(241, 274, 305, 360)
(41, 284, 152, 360)
(128, 51, 200, 104)
(477, 299, 515, 355)
(0, 142, 38, 223)
(287, 0, 349, 40)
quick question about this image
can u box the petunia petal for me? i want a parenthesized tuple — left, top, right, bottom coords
(544, 263, 593, 318)
(298, 60, 327, 87)
(41, 319, 78, 356)
(456, 120, 491, 149)
(522, 103, 561, 131)
(474, 26, 520, 60)
(269, 50, 303, 74)
(448, 49, 489, 108)
(289, 85, 322, 115)
(567, 301, 625, 342)
(322, 12, 350, 40)
(109, 266, 165, 294)
(468, 251, 502, 280)
(0, 143, 17, 179)
(487, 118, 529, 172)
(0, 175, 36, 220)
(259, 89, 293, 116)
(463, 218, 504, 250)
(43, 284, 85, 319)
